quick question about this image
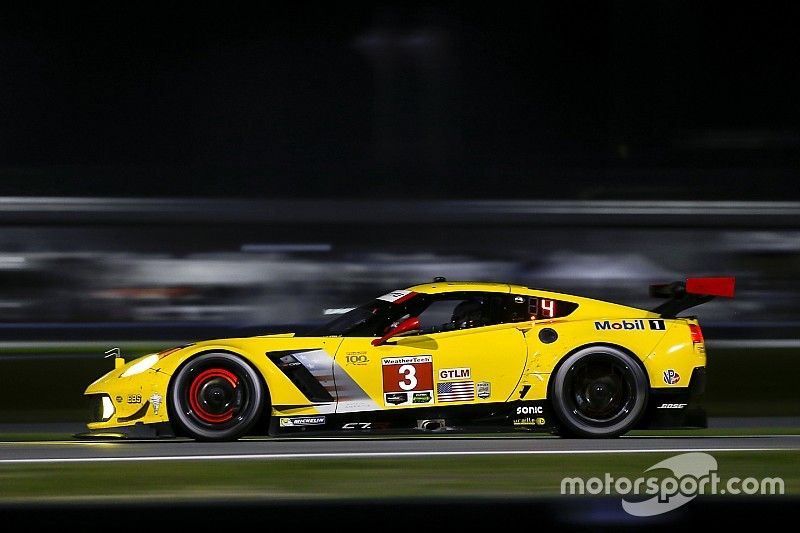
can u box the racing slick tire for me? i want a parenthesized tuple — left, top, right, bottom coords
(550, 345, 648, 438)
(170, 352, 266, 441)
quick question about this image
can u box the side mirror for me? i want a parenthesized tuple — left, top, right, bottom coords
(372, 316, 420, 346)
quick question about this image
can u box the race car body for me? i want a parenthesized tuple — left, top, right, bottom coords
(83, 277, 734, 440)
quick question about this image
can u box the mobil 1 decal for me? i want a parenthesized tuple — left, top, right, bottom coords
(594, 319, 666, 331)
(381, 356, 434, 406)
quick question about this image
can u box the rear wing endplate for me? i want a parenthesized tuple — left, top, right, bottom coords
(650, 277, 735, 318)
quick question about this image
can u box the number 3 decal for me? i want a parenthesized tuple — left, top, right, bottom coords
(381, 356, 433, 406)
(397, 364, 417, 391)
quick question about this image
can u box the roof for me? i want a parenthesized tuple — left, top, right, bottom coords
(406, 281, 529, 295)
(403, 280, 658, 318)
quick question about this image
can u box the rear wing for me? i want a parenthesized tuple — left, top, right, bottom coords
(650, 277, 735, 318)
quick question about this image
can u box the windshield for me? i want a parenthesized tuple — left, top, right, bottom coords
(310, 300, 394, 336)
(306, 289, 539, 337)
(309, 290, 430, 337)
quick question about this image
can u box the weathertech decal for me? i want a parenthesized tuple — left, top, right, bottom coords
(595, 319, 666, 331)
(382, 356, 434, 406)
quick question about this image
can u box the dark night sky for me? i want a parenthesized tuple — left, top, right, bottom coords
(1, 2, 798, 199)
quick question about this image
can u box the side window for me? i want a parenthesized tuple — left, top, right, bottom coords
(383, 292, 581, 334)
(504, 294, 532, 323)
(417, 293, 499, 333)
(417, 300, 461, 331)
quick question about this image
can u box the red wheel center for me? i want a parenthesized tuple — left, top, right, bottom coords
(188, 368, 239, 423)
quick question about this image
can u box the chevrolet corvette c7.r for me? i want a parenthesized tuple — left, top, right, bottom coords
(83, 277, 734, 440)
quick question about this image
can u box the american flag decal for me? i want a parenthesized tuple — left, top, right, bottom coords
(436, 381, 475, 402)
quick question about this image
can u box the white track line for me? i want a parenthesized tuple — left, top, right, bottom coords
(708, 339, 800, 349)
(2, 434, 799, 447)
(0, 447, 793, 464)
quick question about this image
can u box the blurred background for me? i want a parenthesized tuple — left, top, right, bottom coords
(1, 1, 799, 423)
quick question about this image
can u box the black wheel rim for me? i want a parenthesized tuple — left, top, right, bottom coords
(563, 353, 637, 427)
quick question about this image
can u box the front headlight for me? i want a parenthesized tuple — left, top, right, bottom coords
(120, 354, 159, 378)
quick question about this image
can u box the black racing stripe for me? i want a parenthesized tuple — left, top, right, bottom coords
(117, 401, 150, 423)
(266, 350, 334, 403)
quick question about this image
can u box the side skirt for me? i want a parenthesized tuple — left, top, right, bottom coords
(268, 401, 555, 436)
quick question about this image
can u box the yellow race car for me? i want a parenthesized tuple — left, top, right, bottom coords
(83, 277, 734, 440)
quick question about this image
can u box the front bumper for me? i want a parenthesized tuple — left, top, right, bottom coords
(84, 364, 172, 431)
(75, 422, 175, 439)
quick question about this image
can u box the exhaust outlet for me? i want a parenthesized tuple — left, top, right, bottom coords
(418, 419, 445, 431)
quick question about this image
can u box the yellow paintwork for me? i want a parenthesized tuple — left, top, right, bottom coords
(85, 282, 705, 431)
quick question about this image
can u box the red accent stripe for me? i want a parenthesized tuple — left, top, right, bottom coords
(157, 346, 183, 359)
(392, 291, 417, 305)
(685, 277, 735, 298)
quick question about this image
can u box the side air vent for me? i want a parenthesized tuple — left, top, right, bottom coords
(266, 350, 335, 402)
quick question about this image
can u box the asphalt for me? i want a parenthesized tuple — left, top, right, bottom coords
(0, 434, 797, 463)
(3, 416, 798, 435)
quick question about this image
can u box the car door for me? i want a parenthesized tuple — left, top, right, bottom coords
(334, 320, 528, 413)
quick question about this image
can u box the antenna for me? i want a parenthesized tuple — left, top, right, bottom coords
(104, 347, 121, 359)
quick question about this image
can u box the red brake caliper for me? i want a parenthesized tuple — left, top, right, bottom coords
(188, 368, 239, 423)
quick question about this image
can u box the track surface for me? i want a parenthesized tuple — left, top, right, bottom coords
(1, 435, 798, 463)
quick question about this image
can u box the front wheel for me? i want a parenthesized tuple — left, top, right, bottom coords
(550, 346, 648, 438)
(170, 352, 266, 441)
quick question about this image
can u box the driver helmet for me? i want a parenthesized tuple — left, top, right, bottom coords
(450, 298, 485, 329)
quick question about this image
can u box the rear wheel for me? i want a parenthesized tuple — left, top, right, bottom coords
(170, 352, 265, 441)
(551, 346, 648, 438)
